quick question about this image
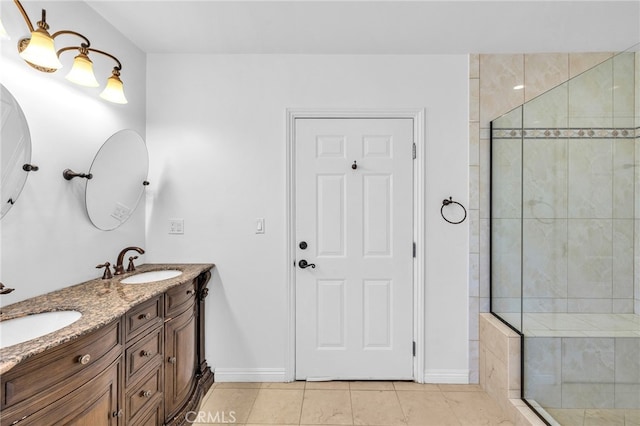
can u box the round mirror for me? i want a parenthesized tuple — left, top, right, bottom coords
(1, 84, 33, 219)
(86, 129, 148, 230)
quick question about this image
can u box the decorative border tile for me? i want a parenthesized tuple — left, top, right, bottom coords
(492, 127, 639, 139)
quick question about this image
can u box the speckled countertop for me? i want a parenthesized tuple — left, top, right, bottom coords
(0, 263, 214, 375)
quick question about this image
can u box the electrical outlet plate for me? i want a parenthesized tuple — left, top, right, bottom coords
(111, 203, 131, 222)
(169, 218, 184, 234)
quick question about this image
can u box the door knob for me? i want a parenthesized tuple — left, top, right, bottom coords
(298, 259, 316, 269)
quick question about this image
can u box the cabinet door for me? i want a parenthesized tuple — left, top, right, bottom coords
(164, 305, 197, 419)
(19, 358, 122, 426)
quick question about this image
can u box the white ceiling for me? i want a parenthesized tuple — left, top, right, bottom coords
(85, 0, 640, 55)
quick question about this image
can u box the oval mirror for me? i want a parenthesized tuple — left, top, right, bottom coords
(1, 84, 33, 219)
(86, 129, 148, 230)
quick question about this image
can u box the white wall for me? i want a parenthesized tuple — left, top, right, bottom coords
(146, 54, 470, 381)
(0, 1, 146, 305)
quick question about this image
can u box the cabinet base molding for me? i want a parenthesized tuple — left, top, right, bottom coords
(165, 366, 214, 426)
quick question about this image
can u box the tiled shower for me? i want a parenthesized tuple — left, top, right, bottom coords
(490, 45, 639, 424)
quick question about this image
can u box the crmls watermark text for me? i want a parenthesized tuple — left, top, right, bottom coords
(185, 410, 237, 423)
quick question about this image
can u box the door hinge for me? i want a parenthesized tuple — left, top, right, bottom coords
(412, 142, 416, 159)
(412, 341, 416, 357)
(413, 242, 416, 258)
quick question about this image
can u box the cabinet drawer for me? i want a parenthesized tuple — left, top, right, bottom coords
(126, 365, 163, 423)
(1, 319, 122, 409)
(125, 296, 163, 342)
(126, 327, 163, 384)
(165, 280, 196, 317)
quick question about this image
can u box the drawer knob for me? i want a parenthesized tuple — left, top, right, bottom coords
(142, 390, 152, 398)
(168, 356, 177, 364)
(112, 409, 123, 418)
(141, 350, 152, 357)
(77, 354, 91, 365)
(139, 312, 151, 320)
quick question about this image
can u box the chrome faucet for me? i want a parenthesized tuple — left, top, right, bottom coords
(114, 246, 145, 275)
(0, 282, 14, 294)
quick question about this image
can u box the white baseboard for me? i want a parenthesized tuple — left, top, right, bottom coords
(424, 369, 470, 384)
(214, 368, 287, 382)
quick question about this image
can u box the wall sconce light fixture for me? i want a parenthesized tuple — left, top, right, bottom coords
(10, 0, 128, 104)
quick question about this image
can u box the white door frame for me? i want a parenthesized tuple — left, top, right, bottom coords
(285, 108, 426, 382)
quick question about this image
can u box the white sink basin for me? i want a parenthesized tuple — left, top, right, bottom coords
(0, 311, 82, 349)
(120, 270, 183, 284)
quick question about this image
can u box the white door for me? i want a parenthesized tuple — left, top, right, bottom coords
(295, 118, 414, 380)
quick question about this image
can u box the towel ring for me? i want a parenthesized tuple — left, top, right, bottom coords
(441, 197, 467, 224)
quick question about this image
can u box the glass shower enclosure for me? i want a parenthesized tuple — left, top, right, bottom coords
(491, 45, 639, 425)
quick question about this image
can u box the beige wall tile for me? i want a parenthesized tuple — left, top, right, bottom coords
(470, 54, 480, 79)
(524, 53, 569, 102)
(470, 78, 480, 122)
(522, 219, 568, 299)
(613, 52, 636, 127)
(483, 347, 509, 404)
(568, 140, 613, 218)
(469, 122, 480, 166)
(480, 54, 524, 127)
(522, 139, 568, 219)
(568, 61, 613, 128)
(568, 219, 613, 299)
(569, 52, 614, 78)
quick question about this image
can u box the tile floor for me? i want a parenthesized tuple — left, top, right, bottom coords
(192, 381, 515, 425)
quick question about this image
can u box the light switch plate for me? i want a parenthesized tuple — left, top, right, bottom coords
(169, 218, 184, 234)
(256, 218, 265, 234)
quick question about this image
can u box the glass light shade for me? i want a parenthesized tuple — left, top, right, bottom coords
(0, 17, 9, 40)
(19, 28, 63, 69)
(66, 53, 99, 87)
(99, 74, 128, 104)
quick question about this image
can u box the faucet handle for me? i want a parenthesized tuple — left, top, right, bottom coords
(96, 262, 113, 280)
(127, 256, 139, 272)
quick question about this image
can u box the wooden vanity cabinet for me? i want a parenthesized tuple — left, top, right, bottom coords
(0, 269, 213, 426)
(0, 319, 124, 426)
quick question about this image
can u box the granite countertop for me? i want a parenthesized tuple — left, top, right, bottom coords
(0, 263, 214, 375)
